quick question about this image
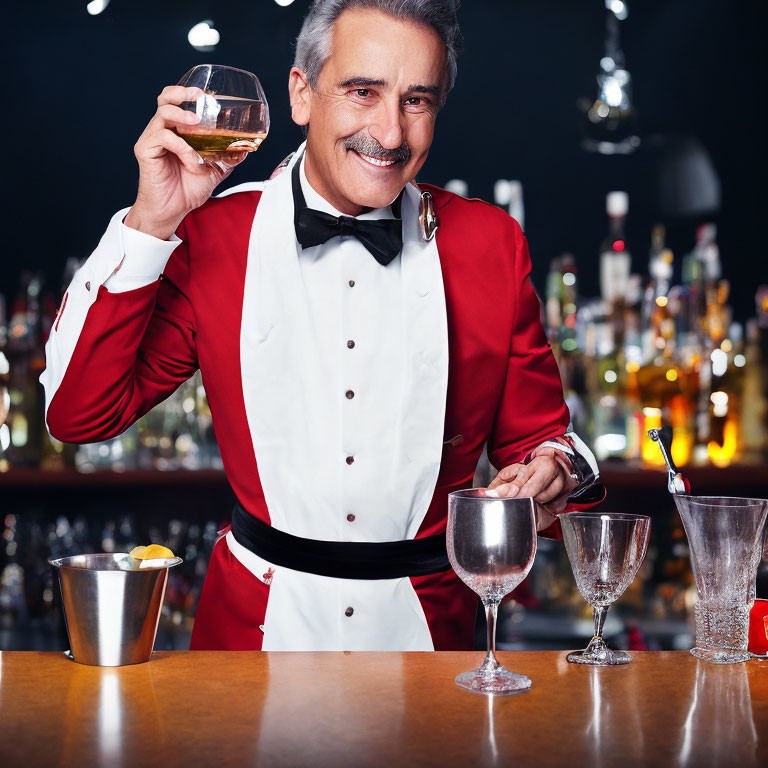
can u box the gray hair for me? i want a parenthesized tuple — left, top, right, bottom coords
(294, 0, 462, 99)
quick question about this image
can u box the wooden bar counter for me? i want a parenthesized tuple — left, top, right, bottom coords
(1, 650, 765, 768)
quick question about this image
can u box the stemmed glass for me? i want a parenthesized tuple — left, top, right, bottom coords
(447, 489, 537, 695)
(558, 512, 650, 665)
(176, 65, 270, 164)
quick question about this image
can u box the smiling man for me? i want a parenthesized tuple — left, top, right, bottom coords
(289, 5, 444, 214)
(42, 0, 603, 652)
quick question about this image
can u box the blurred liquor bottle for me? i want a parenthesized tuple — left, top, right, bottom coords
(587, 192, 636, 460)
(621, 272, 643, 462)
(635, 227, 694, 467)
(741, 290, 768, 459)
(0, 295, 9, 471)
(545, 254, 588, 436)
(4, 273, 47, 466)
(705, 321, 741, 467)
(0, 513, 27, 630)
(43, 261, 80, 470)
(686, 225, 746, 466)
(0, 271, 77, 471)
(599, 191, 632, 356)
(587, 316, 627, 460)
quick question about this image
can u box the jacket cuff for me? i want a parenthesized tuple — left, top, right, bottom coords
(103, 218, 182, 293)
(525, 431, 600, 502)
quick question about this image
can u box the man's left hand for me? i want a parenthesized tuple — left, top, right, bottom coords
(487, 448, 578, 527)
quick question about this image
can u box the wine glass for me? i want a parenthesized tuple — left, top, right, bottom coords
(558, 512, 650, 666)
(176, 65, 270, 164)
(447, 489, 537, 695)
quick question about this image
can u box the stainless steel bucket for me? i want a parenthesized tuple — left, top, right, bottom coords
(49, 553, 182, 666)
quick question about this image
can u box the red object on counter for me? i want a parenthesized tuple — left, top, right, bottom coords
(749, 598, 768, 655)
(628, 623, 649, 651)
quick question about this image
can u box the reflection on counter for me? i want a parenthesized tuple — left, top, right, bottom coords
(678, 662, 758, 768)
(97, 671, 122, 766)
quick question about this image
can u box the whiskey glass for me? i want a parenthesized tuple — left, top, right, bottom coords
(559, 512, 650, 665)
(447, 489, 537, 695)
(176, 64, 269, 163)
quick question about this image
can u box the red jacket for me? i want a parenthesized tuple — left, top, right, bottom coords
(45, 184, 602, 650)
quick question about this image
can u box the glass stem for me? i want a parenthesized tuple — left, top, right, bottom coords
(483, 600, 500, 671)
(593, 605, 608, 641)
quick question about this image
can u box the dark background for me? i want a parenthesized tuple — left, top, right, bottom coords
(7, 0, 766, 318)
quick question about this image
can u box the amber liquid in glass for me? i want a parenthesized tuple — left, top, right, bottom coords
(177, 95, 268, 157)
(176, 127, 267, 155)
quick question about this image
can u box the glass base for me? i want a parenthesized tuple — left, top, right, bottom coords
(455, 666, 532, 696)
(690, 647, 752, 664)
(567, 636, 631, 666)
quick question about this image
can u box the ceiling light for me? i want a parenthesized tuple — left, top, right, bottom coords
(188, 21, 220, 51)
(86, 0, 109, 15)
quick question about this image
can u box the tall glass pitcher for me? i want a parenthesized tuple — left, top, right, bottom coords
(674, 495, 768, 663)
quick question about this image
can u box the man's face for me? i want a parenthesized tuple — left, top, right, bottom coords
(289, 8, 447, 215)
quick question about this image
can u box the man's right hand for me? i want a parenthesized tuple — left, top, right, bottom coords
(124, 86, 248, 241)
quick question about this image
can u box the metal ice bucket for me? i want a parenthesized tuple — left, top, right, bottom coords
(49, 553, 182, 666)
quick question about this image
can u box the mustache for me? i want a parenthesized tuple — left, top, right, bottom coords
(343, 132, 411, 163)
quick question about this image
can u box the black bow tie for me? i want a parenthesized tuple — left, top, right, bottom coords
(292, 155, 403, 266)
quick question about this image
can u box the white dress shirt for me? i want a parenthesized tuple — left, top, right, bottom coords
(293, 154, 409, 543)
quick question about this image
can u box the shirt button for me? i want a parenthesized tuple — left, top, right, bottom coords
(347, 514, 356, 522)
(346, 456, 354, 465)
(345, 390, 355, 399)
(345, 607, 354, 617)
(347, 340, 355, 349)
(348, 280, 355, 287)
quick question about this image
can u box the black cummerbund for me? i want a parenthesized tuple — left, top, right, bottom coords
(230, 501, 450, 580)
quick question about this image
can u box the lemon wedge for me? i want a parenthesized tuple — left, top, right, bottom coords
(129, 546, 148, 559)
(129, 544, 174, 560)
(143, 544, 175, 559)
